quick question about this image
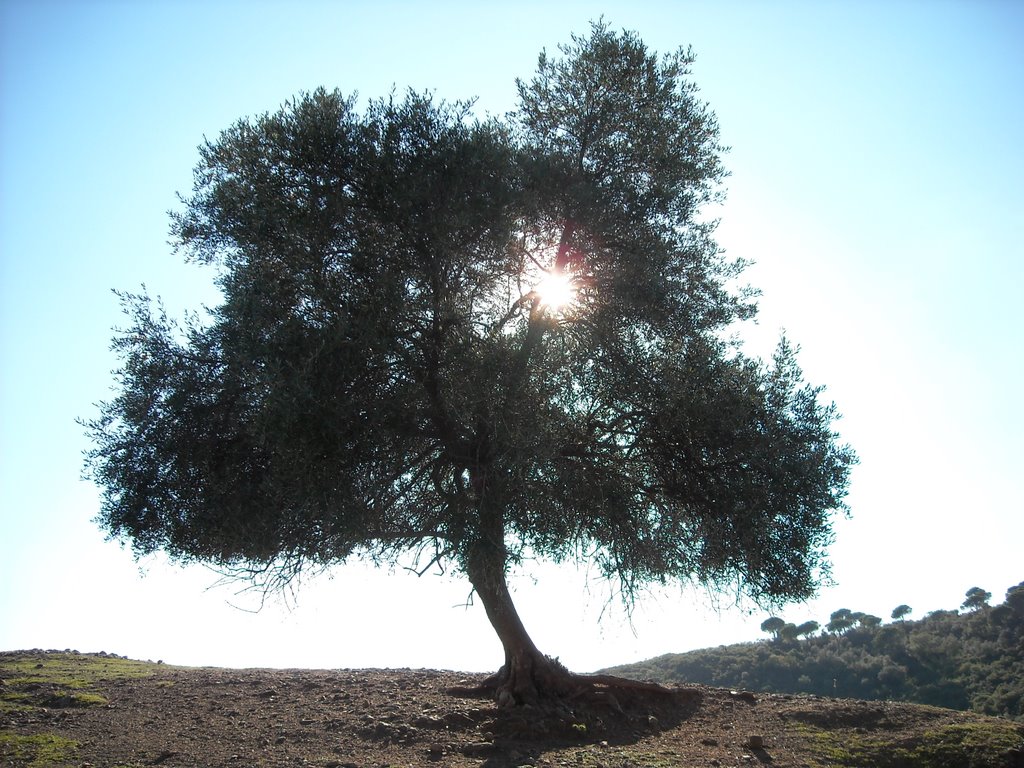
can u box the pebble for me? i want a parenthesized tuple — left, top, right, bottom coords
(463, 741, 496, 756)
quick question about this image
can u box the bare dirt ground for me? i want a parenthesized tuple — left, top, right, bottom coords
(2, 650, 1022, 767)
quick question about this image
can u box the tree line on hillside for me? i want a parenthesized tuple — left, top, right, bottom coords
(603, 581, 1024, 720)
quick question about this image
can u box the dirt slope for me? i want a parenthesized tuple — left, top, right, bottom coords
(2, 650, 1022, 767)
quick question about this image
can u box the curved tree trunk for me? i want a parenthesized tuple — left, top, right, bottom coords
(464, 538, 680, 713)
(461, 472, 683, 710)
(465, 538, 574, 706)
(460, 217, 632, 705)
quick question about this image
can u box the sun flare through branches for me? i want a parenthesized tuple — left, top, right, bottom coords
(534, 269, 577, 313)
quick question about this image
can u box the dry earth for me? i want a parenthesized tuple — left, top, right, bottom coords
(2, 650, 1022, 768)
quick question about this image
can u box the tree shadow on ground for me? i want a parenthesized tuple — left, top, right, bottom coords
(446, 684, 704, 768)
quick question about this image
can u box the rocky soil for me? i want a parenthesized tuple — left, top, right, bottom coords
(2, 650, 1022, 767)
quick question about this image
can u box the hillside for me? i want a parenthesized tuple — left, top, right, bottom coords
(2, 650, 1023, 767)
(604, 581, 1024, 722)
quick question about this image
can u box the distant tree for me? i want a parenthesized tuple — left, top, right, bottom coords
(779, 622, 801, 643)
(891, 604, 912, 621)
(962, 587, 992, 612)
(760, 617, 787, 641)
(1005, 582, 1024, 614)
(991, 585, 1024, 634)
(796, 620, 820, 639)
(877, 663, 908, 689)
(605, 578, 1024, 721)
(860, 614, 882, 628)
(81, 22, 856, 706)
(827, 609, 855, 635)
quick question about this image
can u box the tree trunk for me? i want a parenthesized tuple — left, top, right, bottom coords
(461, 216, 588, 704)
(465, 535, 574, 706)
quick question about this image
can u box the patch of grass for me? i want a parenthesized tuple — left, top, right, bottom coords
(798, 726, 886, 767)
(0, 652, 159, 689)
(794, 719, 1024, 768)
(0, 731, 80, 767)
(0, 699, 33, 713)
(40, 689, 110, 708)
(2, 682, 109, 711)
(910, 721, 1024, 768)
(0, 652, 157, 714)
(0, 680, 32, 713)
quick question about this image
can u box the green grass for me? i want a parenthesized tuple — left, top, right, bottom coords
(0, 731, 80, 767)
(910, 722, 1024, 768)
(796, 719, 1024, 768)
(0, 653, 161, 764)
(0, 652, 159, 713)
(0, 652, 159, 688)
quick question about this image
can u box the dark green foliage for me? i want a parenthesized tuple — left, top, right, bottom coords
(892, 604, 913, 621)
(964, 587, 993, 611)
(82, 22, 855, 643)
(760, 616, 786, 639)
(603, 581, 1024, 721)
(796, 620, 820, 638)
(827, 608, 855, 635)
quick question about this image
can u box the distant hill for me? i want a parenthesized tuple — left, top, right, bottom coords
(603, 580, 1024, 721)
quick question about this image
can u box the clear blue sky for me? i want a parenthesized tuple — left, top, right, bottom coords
(2, 0, 1022, 672)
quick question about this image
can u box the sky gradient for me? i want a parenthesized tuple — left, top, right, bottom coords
(2, 0, 1022, 672)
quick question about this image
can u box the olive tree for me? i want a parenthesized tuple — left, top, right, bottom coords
(83, 22, 855, 705)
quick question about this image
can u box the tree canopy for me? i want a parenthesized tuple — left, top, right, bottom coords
(892, 604, 913, 621)
(962, 587, 992, 612)
(83, 22, 856, 704)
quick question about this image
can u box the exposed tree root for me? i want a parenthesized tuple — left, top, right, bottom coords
(448, 651, 702, 734)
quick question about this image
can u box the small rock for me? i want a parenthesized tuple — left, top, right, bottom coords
(746, 735, 765, 749)
(463, 741, 496, 756)
(700, 737, 719, 747)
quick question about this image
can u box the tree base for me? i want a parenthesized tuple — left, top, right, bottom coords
(449, 650, 702, 735)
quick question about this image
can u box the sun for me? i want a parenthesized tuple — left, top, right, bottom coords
(534, 269, 577, 312)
